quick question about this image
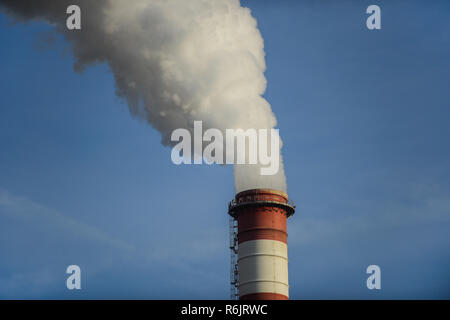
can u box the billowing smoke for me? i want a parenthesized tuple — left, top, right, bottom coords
(0, 0, 287, 193)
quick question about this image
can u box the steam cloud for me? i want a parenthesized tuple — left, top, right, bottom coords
(0, 0, 287, 193)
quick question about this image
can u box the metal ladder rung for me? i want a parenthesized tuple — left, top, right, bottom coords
(229, 215, 239, 300)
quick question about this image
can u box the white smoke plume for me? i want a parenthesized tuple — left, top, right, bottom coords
(0, 0, 287, 193)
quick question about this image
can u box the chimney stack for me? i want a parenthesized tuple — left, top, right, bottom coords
(228, 189, 295, 300)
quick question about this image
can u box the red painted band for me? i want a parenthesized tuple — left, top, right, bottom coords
(238, 228, 287, 244)
(237, 207, 288, 244)
(240, 292, 289, 300)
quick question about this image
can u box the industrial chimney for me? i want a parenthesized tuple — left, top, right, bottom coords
(228, 189, 295, 300)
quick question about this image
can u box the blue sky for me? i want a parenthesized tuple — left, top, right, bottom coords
(1, 0, 449, 299)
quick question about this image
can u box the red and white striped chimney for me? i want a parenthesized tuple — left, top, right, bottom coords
(228, 189, 295, 300)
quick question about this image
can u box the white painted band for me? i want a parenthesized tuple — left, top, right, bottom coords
(238, 239, 289, 297)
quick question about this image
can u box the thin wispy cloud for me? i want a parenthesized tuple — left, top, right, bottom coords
(0, 189, 136, 253)
(289, 182, 450, 247)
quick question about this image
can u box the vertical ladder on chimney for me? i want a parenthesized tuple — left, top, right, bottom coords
(229, 215, 239, 300)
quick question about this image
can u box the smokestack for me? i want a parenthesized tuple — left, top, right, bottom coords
(228, 189, 295, 300)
